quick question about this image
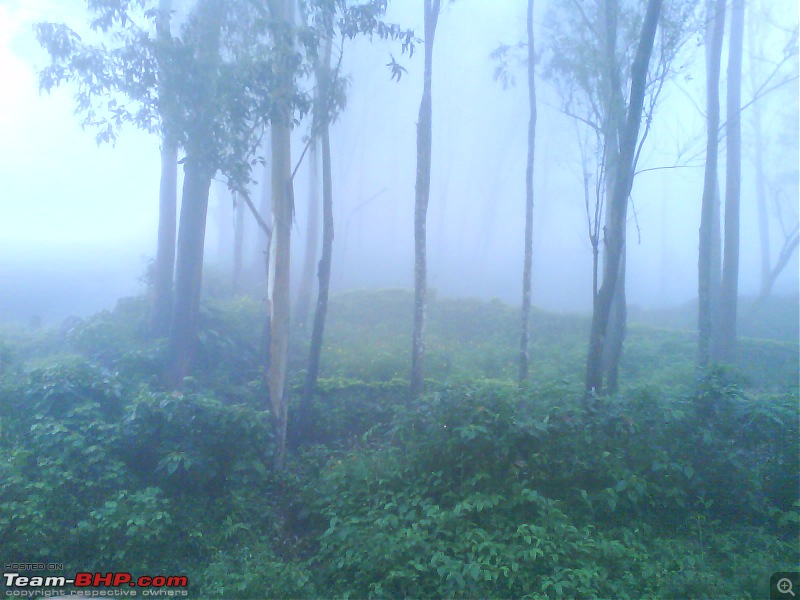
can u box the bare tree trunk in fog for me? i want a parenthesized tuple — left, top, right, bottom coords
(697, 0, 725, 368)
(585, 0, 662, 396)
(150, 0, 177, 337)
(519, 0, 537, 383)
(411, 0, 441, 400)
(603, 249, 626, 393)
(717, 0, 745, 363)
(269, 127, 292, 469)
(152, 142, 177, 336)
(598, 0, 627, 394)
(268, 0, 295, 469)
(295, 138, 320, 329)
(166, 0, 221, 386)
(233, 191, 245, 293)
(258, 143, 273, 365)
(168, 160, 213, 385)
(303, 35, 334, 418)
(748, 12, 771, 302)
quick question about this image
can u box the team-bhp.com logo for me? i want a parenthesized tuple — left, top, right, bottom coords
(4, 572, 189, 597)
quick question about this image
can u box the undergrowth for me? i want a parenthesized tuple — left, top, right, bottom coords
(0, 290, 797, 598)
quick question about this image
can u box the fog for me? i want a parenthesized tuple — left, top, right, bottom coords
(0, 0, 797, 325)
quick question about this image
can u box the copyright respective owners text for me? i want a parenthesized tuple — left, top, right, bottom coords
(3, 565, 190, 598)
(772, 572, 800, 599)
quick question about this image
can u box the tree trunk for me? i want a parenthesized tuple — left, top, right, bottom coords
(232, 191, 245, 293)
(697, 0, 726, 367)
(748, 12, 771, 300)
(519, 0, 537, 383)
(302, 35, 334, 423)
(295, 139, 320, 329)
(717, 0, 745, 364)
(597, 0, 627, 393)
(150, 0, 177, 338)
(151, 142, 177, 336)
(168, 160, 212, 385)
(268, 0, 295, 469)
(585, 0, 662, 395)
(165, 0, 221, 387)
(603, 248, 626, 393)
(411, 0, 441, 400)
(269, 124, 292, 469)
(258, 145, 273, 366)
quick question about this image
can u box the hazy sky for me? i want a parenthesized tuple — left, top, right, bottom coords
(0, 0, 797, 323)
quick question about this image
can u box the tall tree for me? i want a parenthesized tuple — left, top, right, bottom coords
(585, 0, 663, 394)
(37, 0, 290, 385)
(597, 0, 628, 394)
(232, 191, 245, 292)
(716, 0, 745, 363)
(150, 0, 178, 337)
(303, 34, 334, 417)
(697, 0, 726, 368)
(267, 0, 296, 469)
(519, 0, 537, 383)
(545, 0, 690, 393)
(298, 1, 415, 432)
(411, 0, 441, 399)
(295, 139, 321, 329)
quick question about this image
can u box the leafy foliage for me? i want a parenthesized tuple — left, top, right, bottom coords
(0, 291, 796, 597)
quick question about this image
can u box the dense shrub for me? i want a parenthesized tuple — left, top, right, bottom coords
(303, 378, 799, 598)
(0, 291, 796, 598)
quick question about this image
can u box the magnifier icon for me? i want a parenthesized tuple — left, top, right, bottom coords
(778, 578, 796, 597)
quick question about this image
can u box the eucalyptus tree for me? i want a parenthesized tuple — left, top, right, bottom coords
(716, 0, 746, 363)
(298, 0, 416, 437)
(411, 0, 442, 399)
(151, 0, 178, 337)
(267, 0, 296, 470)
(490, 0, 538, 383)
(301, 34, 334, 419)
(295, 140, 320, 330)
(260, 0, 414, 464)
(544, 0, 695, 393)
(697, 0, 726, 368)
(519, 0, 537, 384)
(584, 0, 665, 395)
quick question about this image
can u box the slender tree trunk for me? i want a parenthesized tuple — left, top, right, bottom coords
(519, 0, 537, 383)
(585, 0, 662, 395)
(168, 160, 212, 385)
(258, 144, 273, 366)
(269, 124, 292, 469)
(717, 0, 745, 363)
(698, 0, 726, 367)
(151, 142, 178, 336)
(748, 12, 771, 300)
(268, 0, 295, 469)
(165, 0, 222, 387)
(302, 36, 334, 420)
(411, 0, 441, 400)
(603, 248, 626, 392)
(753, 111, 770, 298)
(295, 139, 320, 329)
(598, 0, 627, 393)
(233, 191, 245, 293)
(150, 0, 177, 337)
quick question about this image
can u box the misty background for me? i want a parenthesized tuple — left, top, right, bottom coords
(1, 0, 797, 325)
